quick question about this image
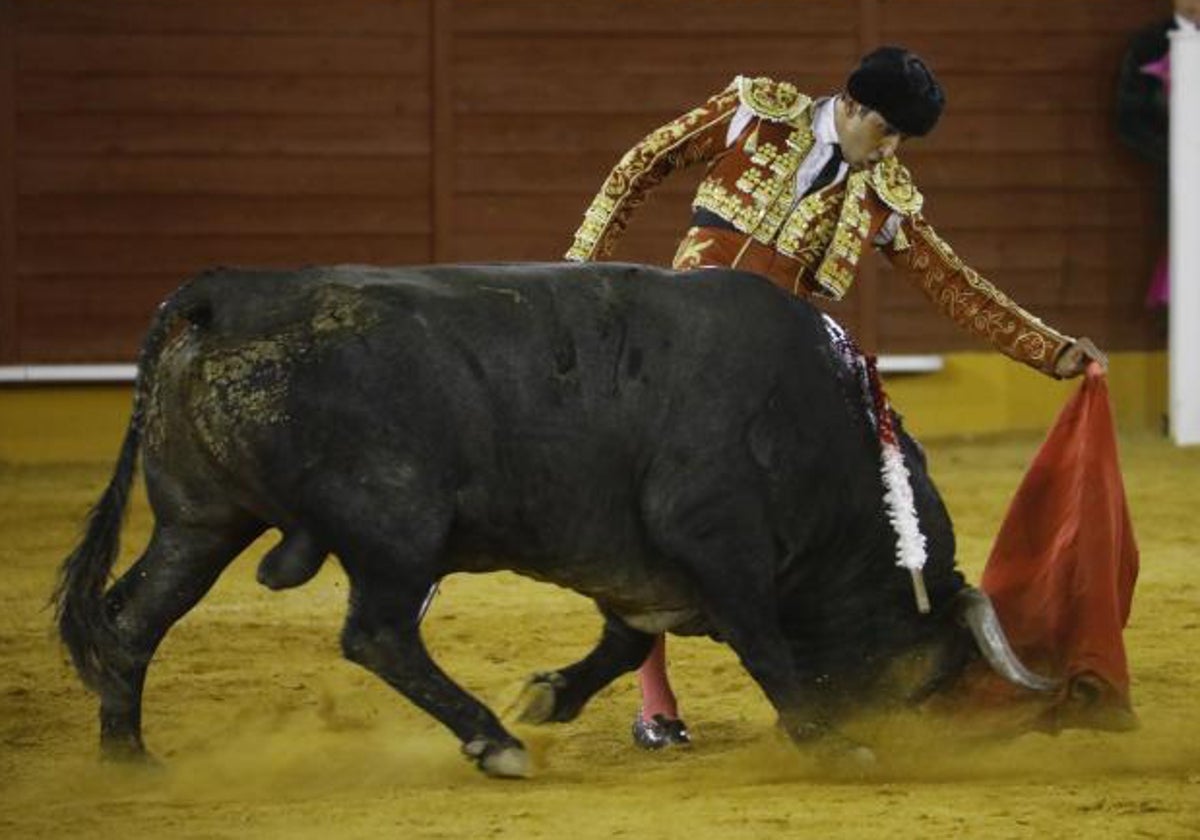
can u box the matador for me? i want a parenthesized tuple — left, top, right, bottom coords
(564, 46, 1107, 749)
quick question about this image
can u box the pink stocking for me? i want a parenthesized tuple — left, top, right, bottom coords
(636, 634, 679, 721)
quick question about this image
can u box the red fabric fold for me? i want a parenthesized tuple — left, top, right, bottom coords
(954, 363, 1140, 731)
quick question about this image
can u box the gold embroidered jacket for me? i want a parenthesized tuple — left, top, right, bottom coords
(565, 76, 1072, 376)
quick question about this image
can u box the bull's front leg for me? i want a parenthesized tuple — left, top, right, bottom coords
(702, 588, 827, 742)
(647, 491, 870, 760)
(699, 576, 874, 764)
(340, 573, 529, 778)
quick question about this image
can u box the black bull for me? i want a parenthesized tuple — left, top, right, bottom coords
(55, 262, 1052, 777)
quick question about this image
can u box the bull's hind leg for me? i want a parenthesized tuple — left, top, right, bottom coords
(518, 609, 655, 724)
(98, 519, 261, 759)
(339, 568, 530, 778)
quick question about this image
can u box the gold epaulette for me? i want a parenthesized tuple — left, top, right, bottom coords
(735, 75, 810, 124)
(870, 156, 923, 216)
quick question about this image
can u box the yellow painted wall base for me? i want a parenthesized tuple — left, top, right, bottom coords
(887, 351, 1167, 440)
(0, 386, 136, 463)
(0, 352, 1168, 463)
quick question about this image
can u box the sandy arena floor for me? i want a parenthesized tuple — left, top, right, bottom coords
(1, 430, 1198, 839)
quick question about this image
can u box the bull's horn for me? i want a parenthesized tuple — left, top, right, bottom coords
(955, 587, 1061, 693)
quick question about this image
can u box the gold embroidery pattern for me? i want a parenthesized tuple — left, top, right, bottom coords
(672, 228, 715, 269)
(693, 139, 811, 242)
(566, 84, 739, 261)
(870, 156, 924, 216)
(736, 76, 809, 122)
(812, 173, 872, 299)
(692, 126, 815, 243)
(774, 188, 840, 261)
(901, 217, 1071, 374)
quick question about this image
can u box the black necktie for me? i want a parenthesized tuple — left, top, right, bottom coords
(804, 145, 843, 197)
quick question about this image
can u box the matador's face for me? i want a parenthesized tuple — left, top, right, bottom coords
(834, 97, 908, 170)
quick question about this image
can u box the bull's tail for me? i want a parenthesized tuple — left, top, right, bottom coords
(52, 283, 209, 691)
(52, 421, 141, 691)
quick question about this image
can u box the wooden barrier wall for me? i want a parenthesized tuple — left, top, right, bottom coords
(0, 0, 1172, 363)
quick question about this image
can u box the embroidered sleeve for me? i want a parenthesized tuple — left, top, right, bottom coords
(565, 83, 739, 261)
(884, 215, 1073, 377)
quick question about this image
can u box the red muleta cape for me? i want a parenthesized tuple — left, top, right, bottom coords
(952, 363, 1140, 732)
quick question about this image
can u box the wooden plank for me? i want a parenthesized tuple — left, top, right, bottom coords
(18, 155, 431, 197)
(474, 156, 1151, 196)
(453, 190, 1154, 235)
(921, 190, 1156, 230)
(880, 267, 1156, 313)
(456, 149, 1149, 193)
(878, 306, 1161, 354)
(15, 0, 429, 36)
(452, 70, 1122, 121)
(20, 75, 430, 117)
(904, 151, 1148, 190)
(17, 272, 181, 361)
(454, 34, 858, 73)
(456, 152, 704, 194)
(453, 70, 846, 114)
(450, 231, 682, 264)
(928, 111, 1125, 153)
(920, 229, 1155, 273)
(880, 0, 1169, 34)
(453, 194, 694, 236)
(18, 114, 431, 156)
(876, 266, 1144, 310)
(17, 234, 432, 275)
(0, 0, 16, 362)
(18, 33, 428, 76)
(18, 320, 146, 361)
(455, 113, 749, 154)
(432, 0, 452, 261)
(18, 195, 431, 235)
(454, 111, 1122, 154)
(933, 72, 1124, 113)
(453, 0, 857, 34)
(882, 33, 1128, 73)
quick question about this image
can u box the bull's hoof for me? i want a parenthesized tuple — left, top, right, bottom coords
(808, 731, 877, 775)
(632, 713, 691, 750)
(779, 718, 875, 769)
(825, 740, 876, 768)
(515, 672, 567, 724)
(462, 738, 531, 779)
(100, 735, 159, 767)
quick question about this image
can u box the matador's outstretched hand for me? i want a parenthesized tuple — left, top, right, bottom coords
(1055, 337, 1109, 379)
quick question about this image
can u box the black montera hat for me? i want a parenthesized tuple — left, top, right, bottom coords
(846, 46, 945, 136)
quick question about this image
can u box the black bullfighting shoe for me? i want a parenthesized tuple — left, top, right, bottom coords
(632, 712, 692, 750)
